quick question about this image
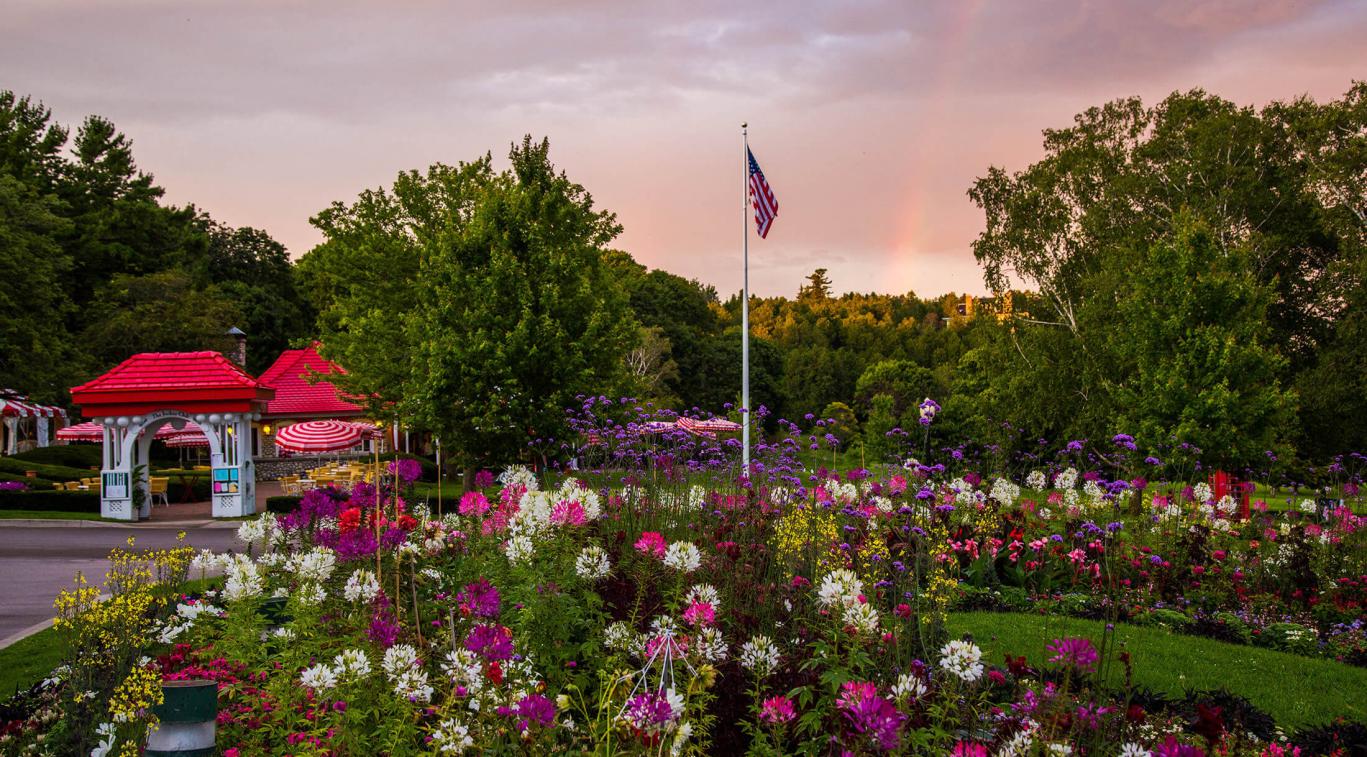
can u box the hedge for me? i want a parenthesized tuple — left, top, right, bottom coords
(266, 495, 303, 514)
(0, 458, 95, 482)
(0, 490, 101, 512)
(9, 445, 103, 469)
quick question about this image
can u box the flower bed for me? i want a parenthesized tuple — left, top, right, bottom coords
(3, 415, 1364, 754)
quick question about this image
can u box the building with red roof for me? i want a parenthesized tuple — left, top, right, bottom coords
(257, 343, 366, 421)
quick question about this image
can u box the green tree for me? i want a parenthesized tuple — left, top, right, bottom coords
(863, 394, 898, 464)
(853, 359, 940, 424)
(0, 174, 75, 401)
(306, 137, 637, 480)
(80, 270, 242, 368)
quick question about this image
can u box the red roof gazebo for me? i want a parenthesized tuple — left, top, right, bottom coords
(69, 352, 275, 521)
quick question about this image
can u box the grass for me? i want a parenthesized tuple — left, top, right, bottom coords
(0, 510, 101, 520)
(0, 626, 62, 699)
(948, 611, 1367, 729)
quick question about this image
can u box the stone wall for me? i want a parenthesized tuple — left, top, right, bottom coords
(254, 454, 371, 481)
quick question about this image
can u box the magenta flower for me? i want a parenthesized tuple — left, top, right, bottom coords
(623, 691, 676, 733)
(682, 601, 715, 628)
(465, 623, 514, 661)
(550, 500, 587, 526)
(1153, 735, 1206, 756)
(456, 578, 501, 618)
(473, 469, 495, 488)
(510, 694, 556, 732)
(1046, 637, 1099, 673)
(759, 695, 796, 725)
(950, 743, 989, 757)
(634, 531, 667, 558)
(837, 682, 905, 752)
(458, 491, 491, 517)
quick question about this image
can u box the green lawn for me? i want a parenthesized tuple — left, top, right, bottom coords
(948, 611, 1367, 729)
(0, 510, 102, 520)
(0, 627, 62, 699)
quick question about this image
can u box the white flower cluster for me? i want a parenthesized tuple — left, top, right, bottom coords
(871, 496, 894, 514)
(989, 477, 1021, 506)
(950, 478, 984, 507)
(842, 602, 880, 635)
(829, 482, 859, 505)
(937, 639, 984, 683)
(662, 542, 701, 573)
(222, 555, 264, 602)
(287, 546, 338, 583)
(997, 719, 1039, 756)
(1193, 482, 1213, 504)
(1082, 479, 1105, 507)
(1055, 468, 1079, 490)
(816, 569, 863, 609)
(442, 649, 484, 692)
(430, 718, 474, 753)
(683, 584, 720, 609)
(236, 514, 283, 549)
(498, 465, 540, 492)
(738, 635, 780, 677)
(299, 648, 372, 691)
(692, 627, 728, 663)
(343, 568, 381, 603)
(1299, 498, 1318, 514)
(604, 622, 640, 655)
(1216, 495, 1238, 516)
(575, 545, 611, 580)
(891, 672, 928, 700)
(91, 721, 117, 757)
(383, 644, 433, 703)
(504, 533, 535, 564)
(1026, 470, 1047, 490)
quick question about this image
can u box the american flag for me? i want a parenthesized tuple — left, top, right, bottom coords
(747, 147, 778, 238)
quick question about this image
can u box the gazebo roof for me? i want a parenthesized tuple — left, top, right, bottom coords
(258, 344, 364, 419)
(71, 352, 275, 417)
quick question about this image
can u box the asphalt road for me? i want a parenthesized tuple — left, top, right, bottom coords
(0, 525, 243, 645)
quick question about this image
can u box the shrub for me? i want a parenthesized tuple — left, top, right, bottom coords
(0, 490, 101, 513)
(266, 495, 303, 514)
(1137, 608, 1193, 631)
(1257, 622, 1319, 656)
(0, 458, 93, 482)
(9, 445, 103, 469)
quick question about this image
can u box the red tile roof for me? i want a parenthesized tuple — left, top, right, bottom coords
(258, 344, 365, 418)
(70, 351, 275, 417)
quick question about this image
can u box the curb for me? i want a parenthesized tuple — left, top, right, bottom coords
(0, 619, 55, 651)
(0, 519, 218, 529)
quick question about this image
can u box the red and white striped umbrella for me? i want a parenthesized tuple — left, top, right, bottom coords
(55, 421, 104, 442)
(341, 420, 383, 439)
(675, 417, 741, 439)
(274, 420, 365, 453)
(154, 421, 205, 440)
(164, 433, 210, 448)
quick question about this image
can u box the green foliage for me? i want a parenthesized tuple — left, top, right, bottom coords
(80, 270, 242, 368)
(304, 137, 638, 470)
(853, 359, 940, 424)
(9, 444, 102, 468)
(0, 490, 101, 512)
(863, 394, 898, 464)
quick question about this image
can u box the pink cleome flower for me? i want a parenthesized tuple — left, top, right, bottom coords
(635, 531, 667, 558)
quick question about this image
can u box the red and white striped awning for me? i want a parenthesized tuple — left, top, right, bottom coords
(675, 417, 741, 439)
(55, 421, 104, 442)
(0, 395, 68, 418)
(274, 420, 366, 453)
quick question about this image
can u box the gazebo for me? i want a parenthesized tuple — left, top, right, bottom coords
(69, 352, 275, 521)
(1, 390, 69, 454)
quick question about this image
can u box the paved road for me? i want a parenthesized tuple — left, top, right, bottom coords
(0, 525, 243, 645)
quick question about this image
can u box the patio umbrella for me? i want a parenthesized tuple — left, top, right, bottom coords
(163, 433, 209, 448)
(154, 420, 205, 440)
(274, 420, 365, 453)
(56, 421, 104, 442)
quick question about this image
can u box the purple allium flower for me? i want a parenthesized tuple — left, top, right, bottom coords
(465, 623, 514, 661)
(1046, 637, 1099, 672)
(457, 578, 501, 618)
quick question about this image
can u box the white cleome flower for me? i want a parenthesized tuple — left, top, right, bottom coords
(891, 673, 928, 700)
(431, 718, 474, 753)
(221, 556, 264, 602)
(296, 582, 327, 606)
(816, 568, 864, 609)
(662, 542, 702, 572)
(604, 622, 640, 655)
(692, 627, 728, 663)
(300, 663, 337, 690)
(842, 602, 880, 635)
(504, 533, 535, 564)
(382, 644, 420, 677)
(343, 569, 381, 603)
(683, 584, 720, 610)
(1118, 744, 1148, 757)
(290, 546, 338, 583)
(333, 648, 372, 679)
(738, 635, 780, 677)
(938, 639, 984, 683)
(1025, 470, 1047, 490)
(575, 545, 611, 580)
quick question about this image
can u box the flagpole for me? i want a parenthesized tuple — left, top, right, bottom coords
(741, 122, 751, 475)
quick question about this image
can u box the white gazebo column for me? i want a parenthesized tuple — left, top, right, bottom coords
(100, 417, 136, 521)
(205, 412, 257, 518)
(36, 416, 50, 448)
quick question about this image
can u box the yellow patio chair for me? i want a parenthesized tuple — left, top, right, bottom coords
(149, 477, 171, 507)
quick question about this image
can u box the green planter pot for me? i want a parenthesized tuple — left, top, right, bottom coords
(146, 679, 216, 756)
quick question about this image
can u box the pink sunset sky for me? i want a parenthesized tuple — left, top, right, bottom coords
(5, 0, 1364, 298)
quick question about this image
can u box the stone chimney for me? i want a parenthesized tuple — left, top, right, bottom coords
(226, 326, 247, 367)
